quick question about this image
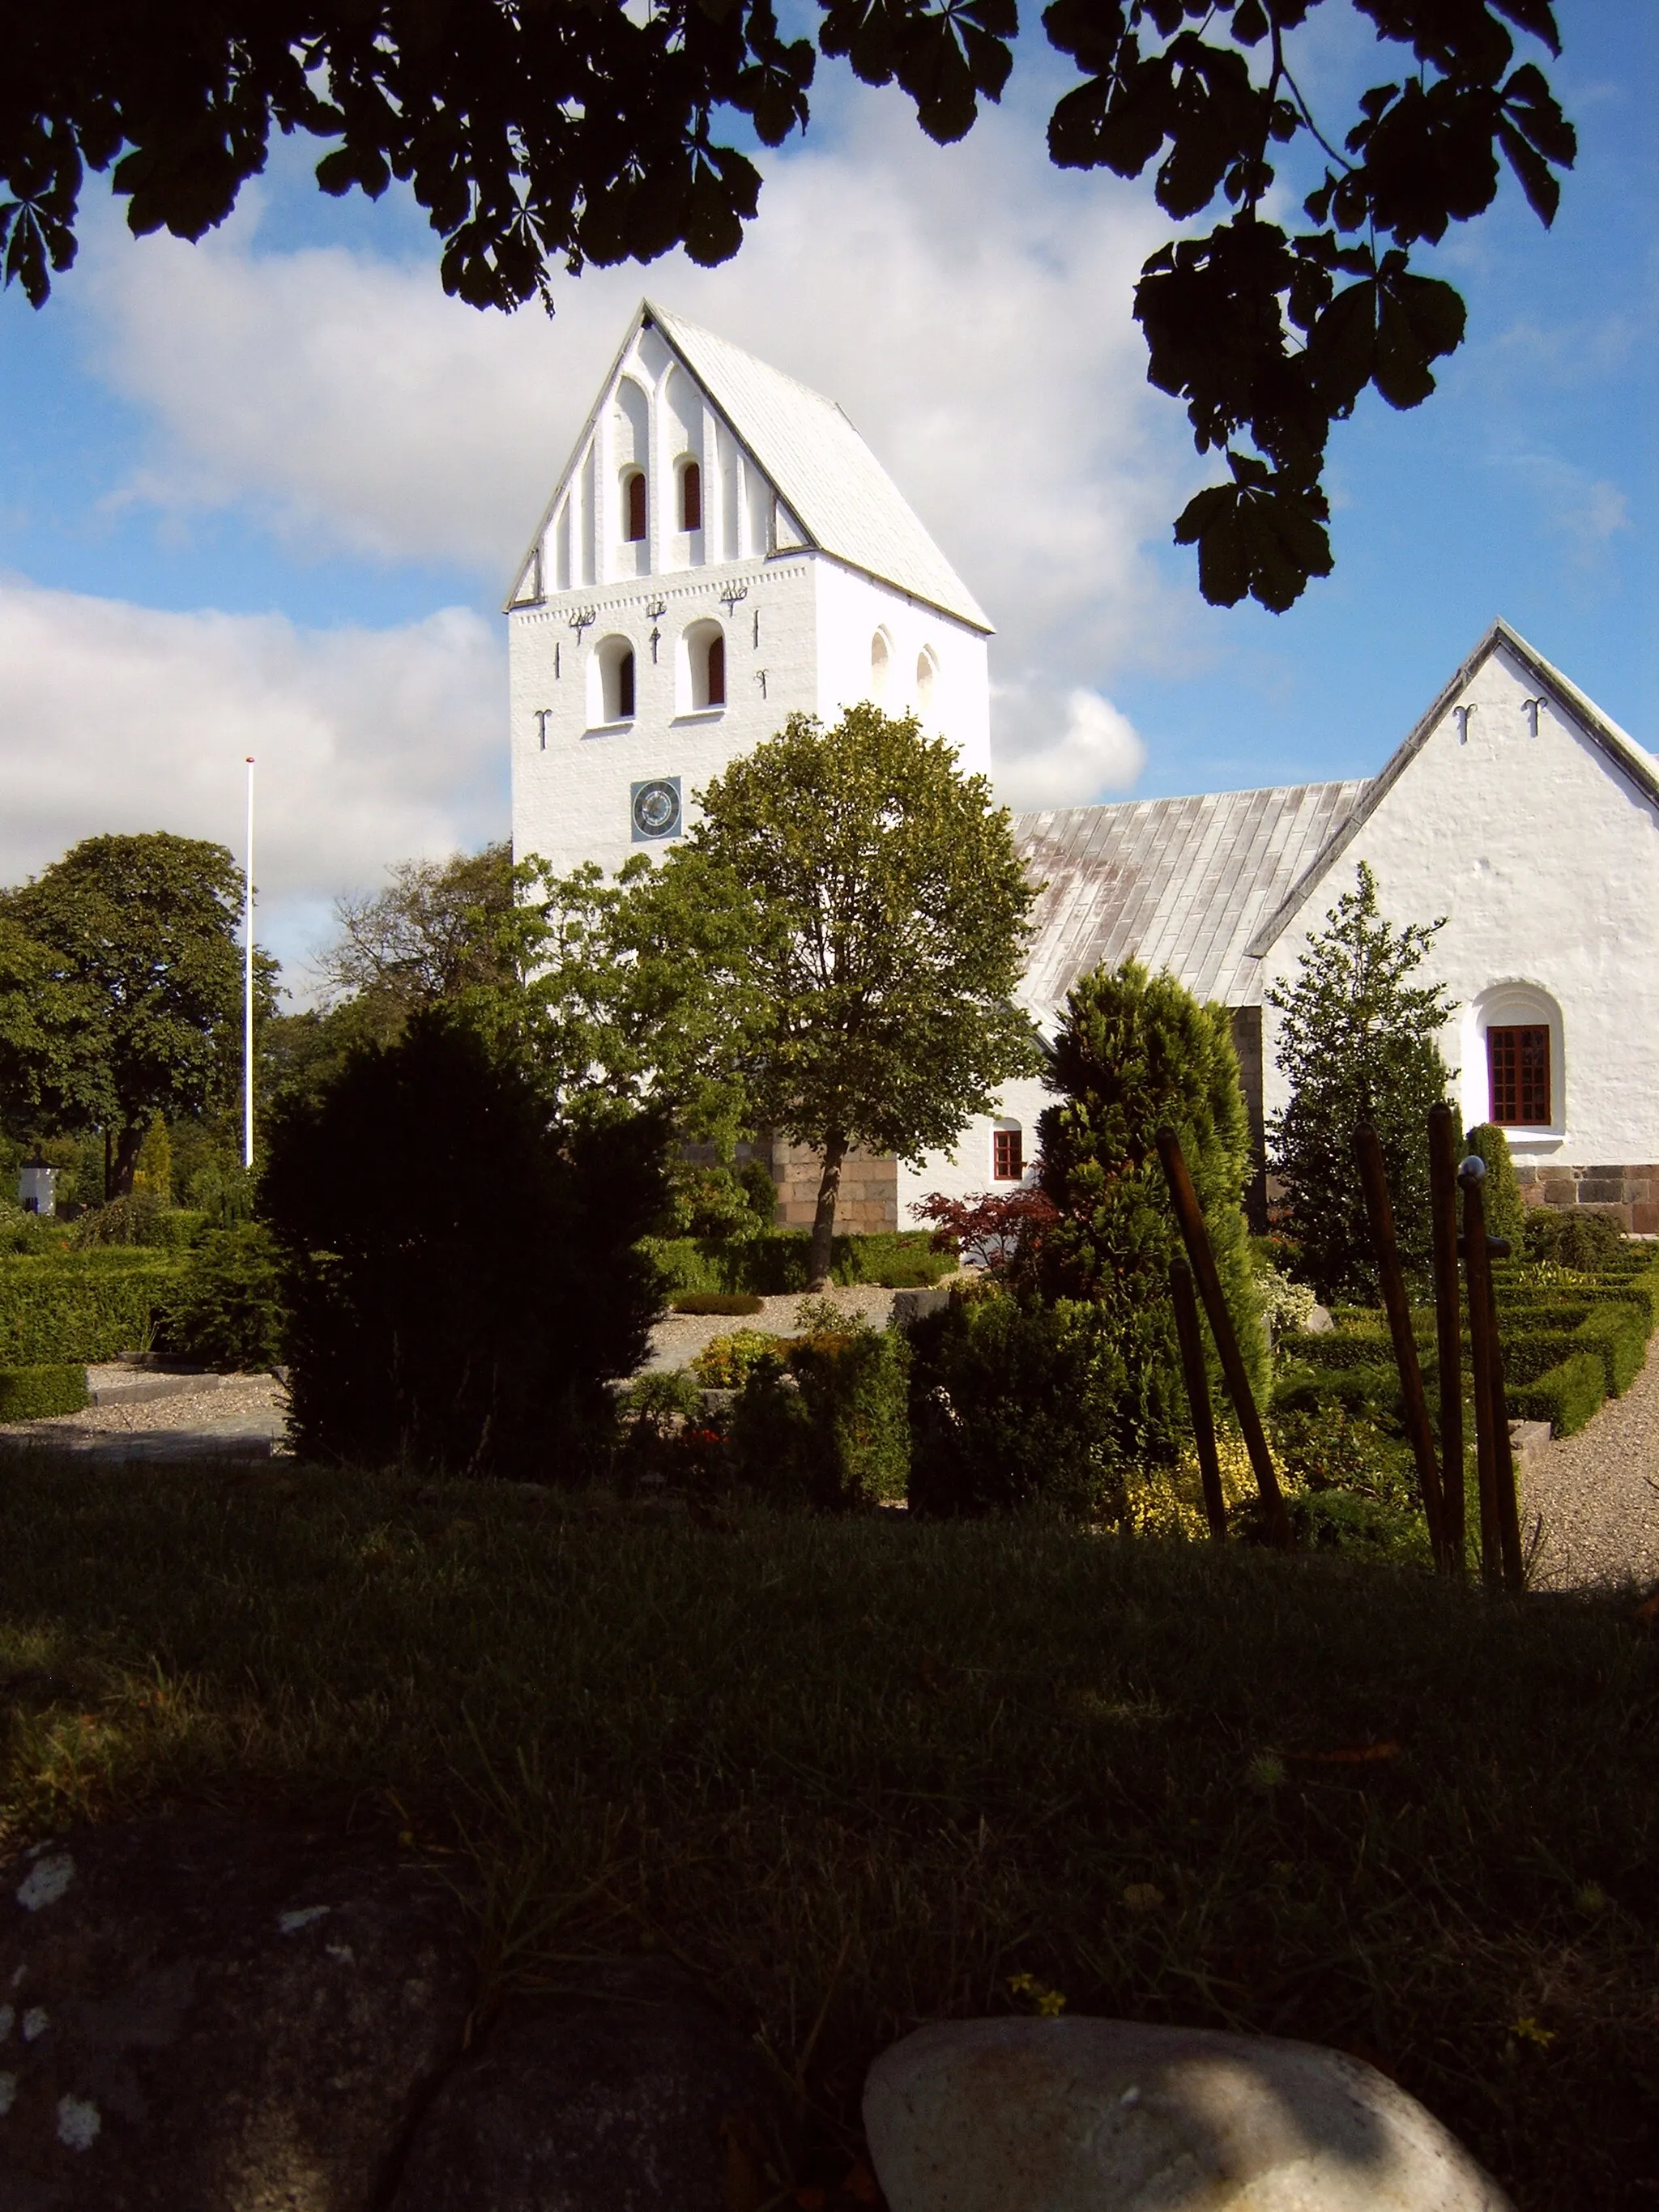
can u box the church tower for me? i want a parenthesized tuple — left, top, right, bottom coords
(507, 303, 993, 883)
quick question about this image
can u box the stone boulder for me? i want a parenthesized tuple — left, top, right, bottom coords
(388, 1959, 791, 2211)
(864, 2017, 1513, 2212)
(0, 1817, 476, 2211)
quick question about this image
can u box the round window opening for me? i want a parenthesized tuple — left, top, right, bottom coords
(631, 778, 681, 840)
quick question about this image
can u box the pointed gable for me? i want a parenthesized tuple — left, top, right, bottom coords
(646, 304, 991, 632)
(1245, 619, 1659, 962)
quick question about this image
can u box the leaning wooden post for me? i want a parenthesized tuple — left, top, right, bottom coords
(1484, 1272, 1527, 1592)
(1354, 1124, 1448, 1563)
(1427, 1103, 1465, 1574)
(1156, 1127, 1291, 1549)
(1458, 1158, 1503, 1588)
(1170, 1256, 1228, 1541)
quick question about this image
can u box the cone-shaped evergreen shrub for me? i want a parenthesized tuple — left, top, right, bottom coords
(261, 1011, 668, 1478)
(1034, 960, 1265, 1468)
(1463, 1123, 1525, 1249)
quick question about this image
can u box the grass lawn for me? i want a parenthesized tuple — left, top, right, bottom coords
(1, 1452, 1655, 2207)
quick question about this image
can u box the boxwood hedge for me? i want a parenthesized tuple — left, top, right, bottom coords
(0, 1364, 89, 1421)
(0, 1255, 186, 1365)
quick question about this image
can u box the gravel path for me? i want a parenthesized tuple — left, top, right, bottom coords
(1520, 1336, 1659, 1590)
(643, 1284, 903, 1373)
(0, 1375, 287, 1461)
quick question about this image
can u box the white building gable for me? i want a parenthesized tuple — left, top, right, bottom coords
(509, 304, 992, 885)
(1249, 620, 1659, 1190)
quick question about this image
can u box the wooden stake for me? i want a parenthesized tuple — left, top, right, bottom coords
(1353, 1123, 1447, 1562)
(1459, 1164, 1503, 1588)
(1156, 1127, 1291, 1549)
(1485, 1271, 1527, 1591)
(1170, 1257, 1227, 1541)
(1427, 1103, 1465, 1574)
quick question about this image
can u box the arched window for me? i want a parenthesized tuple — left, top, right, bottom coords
(678, 620, 726, 713)
(591, 636, 636, 725)
(1462, 982, 1563, 1134)
(992, 1123, 1024, 1183)
(679, 460, 702, 533)
(916, 647, 939, 713)
(624, 470, 647, 543)
(870, 629, 891, 702)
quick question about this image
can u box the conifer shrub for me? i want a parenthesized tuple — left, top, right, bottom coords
(1267, 865, 1454, 1300)
(262, 1011, 669, 1480)
(727, 1312, 909, 1508)
(152, 1225, 285, 1371)
(1033, 959, 1265, 1468)
(1463, 1123, 1525, 1247)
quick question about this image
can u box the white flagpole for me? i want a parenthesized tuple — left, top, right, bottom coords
(243, 757, 255, 1170)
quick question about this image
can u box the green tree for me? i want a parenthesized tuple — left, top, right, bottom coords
(2, 6, 1575, 609)
(664, 705, 1041, 1289)
(261, 1008, 667, 1478)
(1267, 863, 1454, 1299)
(0, 915, 104, 1144)
(0, 833, 275, 1196)
(1035, 958, 1265, 1468)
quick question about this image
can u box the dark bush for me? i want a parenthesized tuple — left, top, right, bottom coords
(0, 1363, 88, 1420)
(671, 1290, 764, 1316)
(262, 1012, 669, 1479)
(1523, 1208, 1627, 1269)
(906, 1289, 1127, 1519)
(729, 1321, 909, 1508)
(153, 1225, 285, 1371)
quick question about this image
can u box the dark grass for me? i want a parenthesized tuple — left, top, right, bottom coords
(2, 1452, 1656, 2206)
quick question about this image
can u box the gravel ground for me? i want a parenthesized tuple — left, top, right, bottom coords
(643, 1284, 903, 1374)
(1520, 1336, 1659, 1590)
(0, 1375, 287, 1460)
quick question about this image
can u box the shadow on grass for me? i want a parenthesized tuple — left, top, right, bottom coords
(0, 1447, 1654, 2209)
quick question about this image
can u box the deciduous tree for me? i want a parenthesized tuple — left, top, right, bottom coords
(2, 2, 1574, 608)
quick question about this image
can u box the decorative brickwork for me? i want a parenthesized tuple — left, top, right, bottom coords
(769, 1139, 898, 1232)
(1515, 1163, 1659, 1237)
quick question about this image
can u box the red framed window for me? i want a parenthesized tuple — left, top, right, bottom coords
(625, 471, 647, 542)
(680, 461, 702, 532)
(992, 1127, 1023, 1182)
(1487, 1025, 1550, 1126)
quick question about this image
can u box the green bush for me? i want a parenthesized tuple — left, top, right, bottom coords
(0, 1255, 185, 1363)
(1574, 1304, 1650, 1397)
(1523, 1209, 1626, 1269)
(691, 1328, 785, 1389)
(906, 1290, 1128, 1519)
(727, 1323, 908, 1510)
(71, 1195, 208, 1251)
(1277, 1328, 1397, 1372)
(1463, 1123, 1525, 1247)
(1271, 1364, 1403, 1422)
(0, 1363, 89, 1420)
(1507, 1352, 1607, 1438)
(152, 1225, 285, 1371)
(263, 1011, 668, 1480)
(672, 1291, 765, 1316)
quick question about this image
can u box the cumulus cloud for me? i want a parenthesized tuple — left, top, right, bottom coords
(992, 685, 1148, 811)
(73, 89, 1194, 801)
(0, 580, 504, 990)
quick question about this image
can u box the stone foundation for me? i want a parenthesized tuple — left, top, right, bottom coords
(770, 1140, 898, 1233)
(1516, 1162, 1659, 1235)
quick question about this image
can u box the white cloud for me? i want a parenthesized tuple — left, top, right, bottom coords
(74, 91, 1196, 800)
(0, 580, 504, 991)
(992, 685, 1147, 810)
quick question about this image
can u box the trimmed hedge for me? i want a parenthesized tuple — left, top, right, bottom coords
(0, 1256, 186, 1365)
(672, 1291, 766, 1316)
(0, 1364, 89, 1421)
(1272, 1365, 1404, 1421)
(643, 1230, 952, 1298)
(1507, 1353, 1608, 1438)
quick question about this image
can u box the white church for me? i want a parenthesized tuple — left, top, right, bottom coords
(510, 303, 1659, 1241)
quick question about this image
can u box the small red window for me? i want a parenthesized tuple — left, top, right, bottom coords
(680, 461, 702, 532)
(992, 1128, 1023, 1183)
(1487, 1025, 1550, 1126)
(706, 633, 725, 706)
(625, 471, 647, 543)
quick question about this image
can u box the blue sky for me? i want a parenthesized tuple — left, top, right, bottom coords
(0, 0, 1653, 984)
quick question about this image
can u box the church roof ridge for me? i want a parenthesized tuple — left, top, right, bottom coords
(643, 300, 992, 633)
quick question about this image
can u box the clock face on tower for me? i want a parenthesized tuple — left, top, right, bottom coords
(630, 778, 681, 841)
